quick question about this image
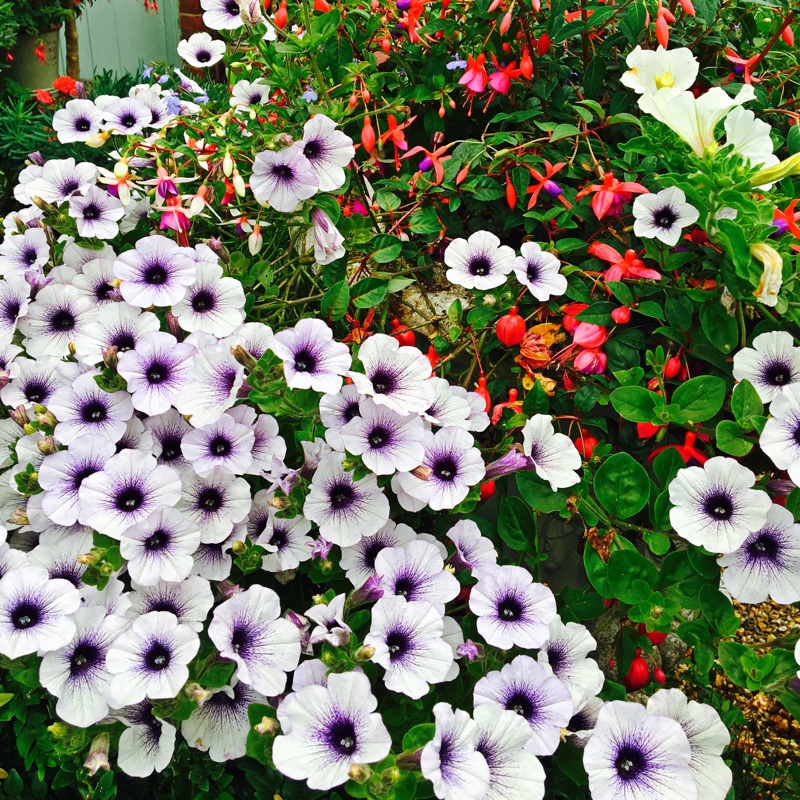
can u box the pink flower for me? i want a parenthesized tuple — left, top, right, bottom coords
(458, 54, 488, 93)
(574, 349, 607, 374)
(572, 322, 608, 349)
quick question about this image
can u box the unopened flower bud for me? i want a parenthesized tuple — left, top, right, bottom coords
(353, 644, 376, 662)
(456, 640, 484, 661)
(410, 465, 432, 481)
(321, 650, 338, 667)
(231, 344, 258, 371)
(348, 764, 372, 784)
(218, 580, 243, 598)
(77, 550, 101, 566)
(274, 133, 294, 148)
(83, 733, 110, 776)
(232, 170, 246, 197)
(255, 716, 280, 736)
(267, 494, 290, 510)
(48, 722, 70, 739)
(37, 436, 58, 456)
(102, 345, 119, 370)
(231, 540, 247, 555)
(85, 130, 111, 148)
(8, 508, 28, 526)
(165, 310, 183, 339)
(185, 683, 213, 707)
(33, 405, 57, 426)
(22, 423, 37, 435)
(248, 224, 263, 255)
(222, 152, 234, 177)
(381, 766, 401, 786)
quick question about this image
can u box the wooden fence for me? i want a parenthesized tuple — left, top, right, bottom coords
(57, 0, 180, 79)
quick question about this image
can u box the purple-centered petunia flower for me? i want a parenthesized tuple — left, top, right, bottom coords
(340, 397, 425, 475)
(78, 449, 183, 539)
(349, 333, 435, 415)
(178, 467, 251, 544)
(251, 147, 319, 212)
(365, 595, 454, 698)
(421, 703, 490, 800)
(171, 261, 246, 338)
(470, 565, 556, 650)
(446, 519, 498, 578)
(394, 426, 486, 511)
(718, 502, 800, 604)
(18, 284, 97, 358)
(339, 520, 417, 589)
(115, 701, 177, 777)
(68, 186, 125, 239)
(182, 412, 255, 475)
(127, 576, 214, 633)
(374, 538, 460, 613)
(474, 655, 573, 756)
(0, 565, 81, 659)
(113, 235, 197, 307)
(53, 99, 104, 144)
(270, 317, 351, 395)
(303, 452, 390, 547)
(39, 606, 127, 727)
(444, 230, 515, 291)
(295, 114, 356, 192)
(47, 371, 133, 445)
(118, 331, 196, 415)
(273, 671, 392, 791)
(106, 610, 200, 706)
(102, 97, 151, 135)
(208, 584, 300, 696)
(584, 700, 697, 800)
(38, 435, 116, 526)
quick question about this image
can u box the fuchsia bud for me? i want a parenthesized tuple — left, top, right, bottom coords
(574, 348, 607, 374)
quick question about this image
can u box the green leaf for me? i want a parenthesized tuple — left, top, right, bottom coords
(619, 0, 646, 43)
(408, 206, 440, 234)
(402, 723, 436, 751)
(609, 386, 662, 422)
(351, 277, 388, 309)
(715, 420, 753, 456)
(517, 473, 567, 513)
(652, 448, 685, 487)
(583, 57, 606, 99)
(370, 234, 403, 264)
(576, 302, 616, 325)
(497, 496, 534, 550)
(665, 296, 693, 331)
(321, 280, 349, 321)
(786, 488, 800, 521)
(699, 585, 740, 637)
(672, 376, 726, 422)
(607, 550, 658, 604)
(718, 641, 752, 688)
(557, 585, 606, 623)
(522, 381, 550, 415)
(699, 301, 738, 354)
(594, 452, 650, 519)
(201, 660, 236, 688)
(551, 123, 581, 141)
(731, 379, 763, 420)
(606, 281, 633, 306)
(644, 531, 671, 555)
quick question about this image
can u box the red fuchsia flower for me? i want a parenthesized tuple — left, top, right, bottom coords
(572, 322, 608, 349)
(773, 199, 800, 239)
(561, 302, 588, 333)
(159, 196, 191, 244)
(526, 160, 569, 208)
(381, 114, 416, 171)
(459, 54, 489, 93)
(576, 171, 648, 220)
(520, 48, 533, 79)
(724, 47, 760, 84)
(404, 0, 432, 44)
(655, 2, 676, 49)
(574, 349, 607, 374)
(404, 143, 452, 186)
(588, 242, 662, 283)
(488, 54, 522, 96)
(648, 431, 708, 466)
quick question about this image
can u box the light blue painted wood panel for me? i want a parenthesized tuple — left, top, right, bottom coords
(58, 0, 179, 78)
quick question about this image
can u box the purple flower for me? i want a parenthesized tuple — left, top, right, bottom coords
(251, 147, 319, 212)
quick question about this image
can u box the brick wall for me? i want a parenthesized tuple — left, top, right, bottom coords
(178, 0, 208, 38)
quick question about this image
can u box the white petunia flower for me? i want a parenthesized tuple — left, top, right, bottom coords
(444, 230, 515, 290)
(521, 414, 582, 491)
(621, 46, 699, 95)
(732, 331, 800, 405)
(632, 187, 700, 247)
(512, 241, 567, 300)
(668, 456, 771, 553)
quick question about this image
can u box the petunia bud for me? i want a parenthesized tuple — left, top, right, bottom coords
(255, 716, 280, 736)
(83, 733, 111, 776)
